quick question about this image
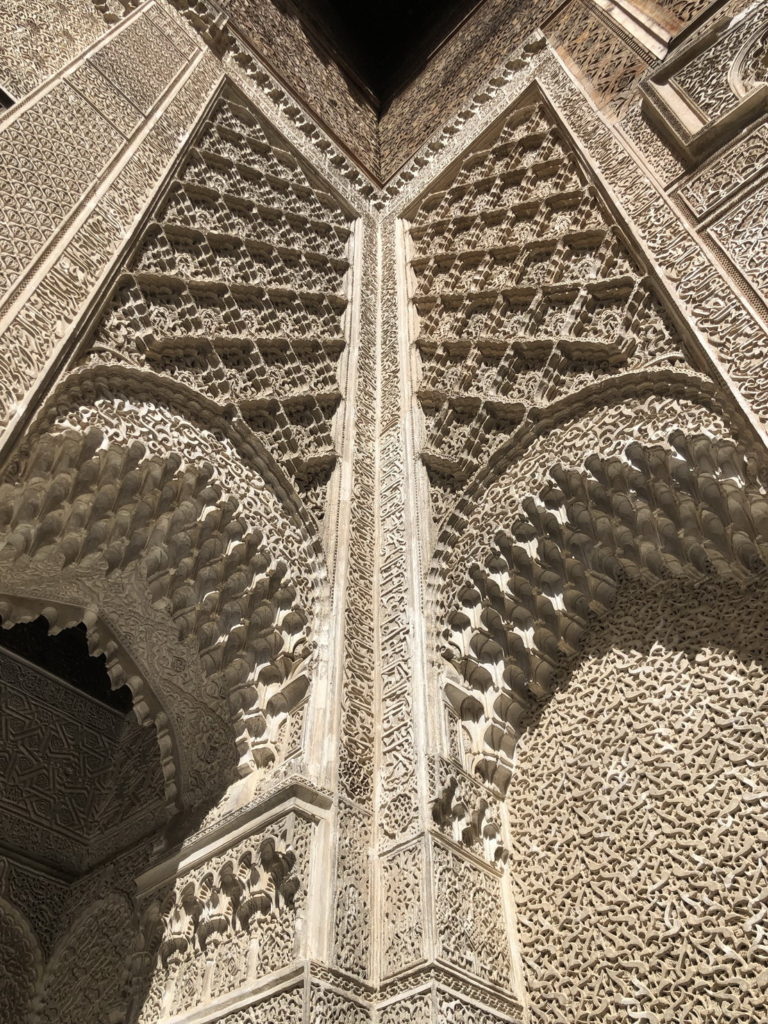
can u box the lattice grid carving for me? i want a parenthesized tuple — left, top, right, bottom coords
(79, 89, 353, 522)
(404, 98, 691, 525)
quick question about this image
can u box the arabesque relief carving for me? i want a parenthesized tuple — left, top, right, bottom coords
(2, 1, 768, 1022)
(643, 4, 768, 159)
(509, 579, 768, 1022)
(442, 431, 768, 791)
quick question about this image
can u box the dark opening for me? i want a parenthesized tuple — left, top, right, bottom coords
(222, 0, 484, 107)
(0, 615, 133, 712)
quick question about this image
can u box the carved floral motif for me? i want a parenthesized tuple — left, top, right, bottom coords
(442, 431, 768, 791)
(137, 814, 309, 1020)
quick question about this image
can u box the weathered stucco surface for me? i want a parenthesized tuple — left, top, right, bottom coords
(1, 0, 768, 1021)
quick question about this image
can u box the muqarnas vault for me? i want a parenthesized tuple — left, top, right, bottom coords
(1, 0, 768, 1022)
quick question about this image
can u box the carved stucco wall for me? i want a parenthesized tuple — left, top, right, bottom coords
(0, 0, 117, 99)
(0, 895, 42, 1023)
(35, 893, 137, 1024)
(509, 578, 768, 1022)
(1, 0, 768, 1021)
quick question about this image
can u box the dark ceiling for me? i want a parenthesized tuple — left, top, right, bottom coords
(0, 616, 133, 712)
(294, 0, 485, 107)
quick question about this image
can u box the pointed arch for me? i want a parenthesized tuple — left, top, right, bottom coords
(441, 429, 768, 791)
(0, 424, 317, 808)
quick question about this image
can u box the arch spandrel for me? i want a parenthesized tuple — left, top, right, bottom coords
(400, 87, 729, 545)
(49, 84, 358, 538)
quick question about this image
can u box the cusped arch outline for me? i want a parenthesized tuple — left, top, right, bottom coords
(33, 361, 330, 577)
(441, 428, 768, 793)
(729, 16, 768, 97)
(0, 593, 182, 814)
(0, 424, 317, 807)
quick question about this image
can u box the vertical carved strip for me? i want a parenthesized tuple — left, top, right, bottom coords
(331, 215, 378, 979)
(373, 211, 429, 984)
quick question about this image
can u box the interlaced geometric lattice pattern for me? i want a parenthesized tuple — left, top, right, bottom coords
(81, 92, 353, 521)
(405, 99, 689, 523)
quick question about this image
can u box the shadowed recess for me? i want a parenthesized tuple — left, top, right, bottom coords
(250, 0, 485, 106)
(0, 616, 133, 712)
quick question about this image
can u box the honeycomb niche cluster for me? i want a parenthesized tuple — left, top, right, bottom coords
(1, 1, 768, 1022)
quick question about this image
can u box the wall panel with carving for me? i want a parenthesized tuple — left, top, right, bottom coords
(0, 0, 117, 100)
(401, 91, 711, 529)
(509, 578, 768, 1022)
(134, 810, 313, 1021)
(0, 2, 219, 445)
(642, 1, 768, 160)
(67, 87, 355, 523)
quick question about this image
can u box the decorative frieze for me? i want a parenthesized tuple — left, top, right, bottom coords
(1, 4, 768, 1024)
(136, 810, 312, 1021)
